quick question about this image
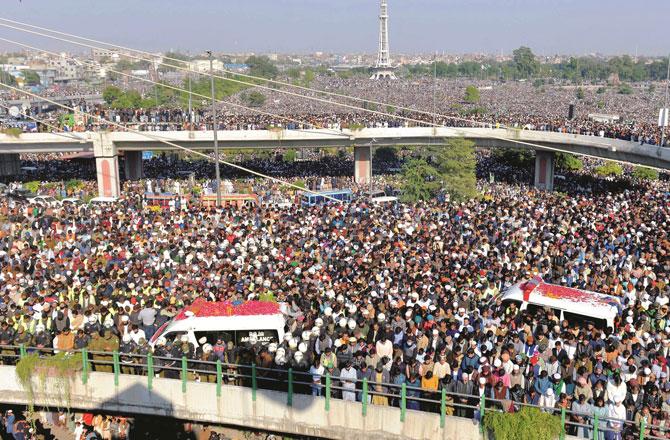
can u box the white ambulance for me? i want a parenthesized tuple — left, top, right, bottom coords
(498, 276, 621, 329)
(150, 299, 286, 349)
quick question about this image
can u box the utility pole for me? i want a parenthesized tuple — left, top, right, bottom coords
(207, 50, 221, 206)
(368, 139, 376, 198)
(187, 65, 192, 129)
(432, 51, 437, 126)
(662, 54, 670, 147)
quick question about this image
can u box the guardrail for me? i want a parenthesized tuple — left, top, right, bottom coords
(1, 344, 667, 440)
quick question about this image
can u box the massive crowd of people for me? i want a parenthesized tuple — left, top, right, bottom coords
(2, 76, 668, 146)
(0, 153, 668, 440)
(1, 73, 670, 440)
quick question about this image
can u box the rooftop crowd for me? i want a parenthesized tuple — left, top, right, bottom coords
(0, 150, 668, 440)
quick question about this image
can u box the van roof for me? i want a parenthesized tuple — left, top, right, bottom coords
(154, 299, 285, 343)
(174, 298, 281, 320)
(501, 278, 620, 320)
(371, 196, 398, 203)
(90, 196, 118, 202)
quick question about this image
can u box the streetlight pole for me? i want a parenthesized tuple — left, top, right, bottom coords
(368, 139, 376, 199)
(187, 66, 192, 129)
(207, 50, 221, 206)
(661, 54, 670, 147)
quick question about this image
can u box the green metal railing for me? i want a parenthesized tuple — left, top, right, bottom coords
(1, 344, 668, 439)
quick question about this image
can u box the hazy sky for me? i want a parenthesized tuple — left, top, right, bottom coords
(0, 0, 667, 56)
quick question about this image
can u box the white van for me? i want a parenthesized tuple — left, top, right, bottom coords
(498, 277, 620, 329)
(150, 300, 286, 349)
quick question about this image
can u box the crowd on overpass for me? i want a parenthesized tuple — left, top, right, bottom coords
(0, 159, 669, 439)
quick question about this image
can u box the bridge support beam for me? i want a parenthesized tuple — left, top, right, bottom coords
(0, 154, 20, 177)
(124, 151, 143, 181)
(93, 133, 120, 198)
(534, 150, 555, 191)
(354, 146, 371, 184)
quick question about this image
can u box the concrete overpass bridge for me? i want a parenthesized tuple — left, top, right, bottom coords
(1, 94, 104, 108)
(1, 127, 668, 197)
(0, 365, 476, 440)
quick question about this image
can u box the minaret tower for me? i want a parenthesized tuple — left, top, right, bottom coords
(370, 0, 396, 80)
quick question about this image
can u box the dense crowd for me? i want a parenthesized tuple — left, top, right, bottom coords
(2, 77, 668, 145)
(0, 158, 668, 440)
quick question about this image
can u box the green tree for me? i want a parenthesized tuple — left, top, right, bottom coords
(512, 46, 539, 78)
(464, 85, 480, 103)
(111, 90, 142, 109)
(23, 181, 40, 194)
(102, 86, 123, 105)
(399, 158, 440, 203)
(303, 69, 315, 86)
(632, 166, 659, 180)
(594, 161, 623, 176)
(283, 149, 297, 162)
(22, 70, 41, 86)
(596, 86, 606, 94)
(576, 87, 585, 100)
(555, 153, 583, 171)
(423, 138, 478, 202)
(286, 67, 301, 80)
(245, 55, 278, 79)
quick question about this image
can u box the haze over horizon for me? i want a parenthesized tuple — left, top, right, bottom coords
(0, 0, 667, 56)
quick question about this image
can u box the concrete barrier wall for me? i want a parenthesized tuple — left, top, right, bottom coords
(0, 366, 482, 440)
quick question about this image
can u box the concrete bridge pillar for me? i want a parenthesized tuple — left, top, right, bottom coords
(93, 133, 120, 198)
(0, 153, 20, 177)
(354, 146, 371, 184)
(124, 151, 143, 181)
(534, 150, 555, 191)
